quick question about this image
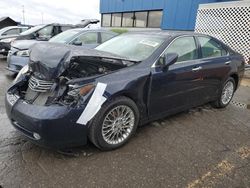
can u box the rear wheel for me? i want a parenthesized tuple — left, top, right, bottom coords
(212, 77, 235, 108)
(88, 96, 139, 150)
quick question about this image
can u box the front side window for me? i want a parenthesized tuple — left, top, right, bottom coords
(165, 37, 198, 62)
(122, 12, 134, 27)
(3, 28, 20, 35)
(112, 13, 122, 27)
(96, 34, 164, 61)
(20, 27, 28, 32)
(102, 14, 111, 27)
(198, 37, 227, 58)
(73, 32, 98, 45)
(148, 11, 163, 28)
(37, 25, 53, 39)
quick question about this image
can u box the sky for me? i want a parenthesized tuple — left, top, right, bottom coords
(0, 0, 100, 25)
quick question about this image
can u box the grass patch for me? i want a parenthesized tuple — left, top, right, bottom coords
(110, 28, 128, 34)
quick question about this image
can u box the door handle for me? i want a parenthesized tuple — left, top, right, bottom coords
(225, 61, 231, 65)
(192, 66, 202, 72)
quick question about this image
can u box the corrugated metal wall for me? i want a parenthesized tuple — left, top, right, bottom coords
(100, 0, 232, 30)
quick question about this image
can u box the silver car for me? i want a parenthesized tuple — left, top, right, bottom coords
(6, 28, 117, 73)
(0, 26, 29, 55)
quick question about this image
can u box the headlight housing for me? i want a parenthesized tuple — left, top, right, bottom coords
(67, 84, 95, 97)
(63, 83, 95, 106)
(13, 64, 29, 83)
(0, 37, 16, 43)
(16, 49, 30, 57)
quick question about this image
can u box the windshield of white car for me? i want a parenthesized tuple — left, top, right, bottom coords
(96, 34, 165, 61)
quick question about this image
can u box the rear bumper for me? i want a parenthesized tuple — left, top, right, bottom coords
(6, 54, 29, 73)
(5, 92, 88, 149)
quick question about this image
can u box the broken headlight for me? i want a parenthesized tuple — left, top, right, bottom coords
(13, 64, 29, 83)
(67, 84, 95, 97)
(63, 84, 96, 106)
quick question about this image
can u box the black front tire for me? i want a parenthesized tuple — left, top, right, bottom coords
(88, 96, 139, 151)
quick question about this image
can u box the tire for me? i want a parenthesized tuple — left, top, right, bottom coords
(88, 96, 139, 150)
(212, 77, 235, 108)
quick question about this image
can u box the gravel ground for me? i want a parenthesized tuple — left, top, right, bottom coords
(0, 56, 249, 188)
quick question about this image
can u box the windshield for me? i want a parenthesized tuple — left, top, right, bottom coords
(96, 34, 165, 61)
(49, 29, 80, 44)
(20, 25, 45, 35)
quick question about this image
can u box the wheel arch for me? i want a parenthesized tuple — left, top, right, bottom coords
(229, 73, 239, 90)
(106, 91, 148, 124)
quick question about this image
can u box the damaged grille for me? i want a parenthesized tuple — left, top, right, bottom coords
(28, 75, 54, 92)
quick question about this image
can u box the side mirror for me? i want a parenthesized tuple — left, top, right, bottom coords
(161, 53, 178, 71)
(73, 41, 82, 46)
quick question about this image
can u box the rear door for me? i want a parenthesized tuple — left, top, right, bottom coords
(196, 36, 231, 102)
(149, 36, 204, 119)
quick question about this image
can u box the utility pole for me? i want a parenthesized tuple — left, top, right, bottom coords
(41, 12, 44, 24)
(22, 5, 25, 24)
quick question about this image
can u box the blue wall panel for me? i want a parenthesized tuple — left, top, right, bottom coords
(100, 0, 233, 30)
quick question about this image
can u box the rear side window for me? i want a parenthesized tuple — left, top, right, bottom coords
(165, 36, 198, 62)
(101, 32, 115, 43)
(61, 26, 72, 32)
(198, 37, 227, 58)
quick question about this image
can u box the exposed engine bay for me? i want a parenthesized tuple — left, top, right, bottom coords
(11, 42, 136, 107)
(16, 56, 132, 107)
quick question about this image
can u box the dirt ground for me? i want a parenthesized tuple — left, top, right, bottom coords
(0, 56, 249, 188)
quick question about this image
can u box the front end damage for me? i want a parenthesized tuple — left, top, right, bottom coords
(5, 43, 134, 148)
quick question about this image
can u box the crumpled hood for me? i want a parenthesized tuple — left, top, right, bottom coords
(12, 40, 43, 50)
(29, 42, 126, 80)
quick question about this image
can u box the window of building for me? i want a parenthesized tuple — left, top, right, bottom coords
(102, 14, 111, 27)
(112, 13, 122, 27)
(134, 11, 147, 27)
(198, 37, 227, 58)
(102, 10, 163, 28)
(148, 11, 163, 28)
(122, 12, 134, 27)
(165, 37, 198, 62)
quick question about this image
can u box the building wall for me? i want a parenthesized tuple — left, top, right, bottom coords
(100, 0, 233, 30)
(195, 0, 250, 63)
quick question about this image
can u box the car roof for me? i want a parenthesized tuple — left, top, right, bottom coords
(66, 28, 117, 34)
(125, 30, 209, 38)
(1, 26, 28, 30)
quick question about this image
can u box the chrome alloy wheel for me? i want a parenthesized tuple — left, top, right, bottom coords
(102, 105, 135, 145)
(221, 81, 234, 105)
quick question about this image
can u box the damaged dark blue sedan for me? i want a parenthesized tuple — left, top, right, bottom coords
(5, 32, 245, 150)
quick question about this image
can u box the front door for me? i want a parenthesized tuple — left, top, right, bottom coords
(148, 36, 204, 119)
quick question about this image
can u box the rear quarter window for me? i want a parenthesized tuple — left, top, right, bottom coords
(198, 36, 228, 58)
